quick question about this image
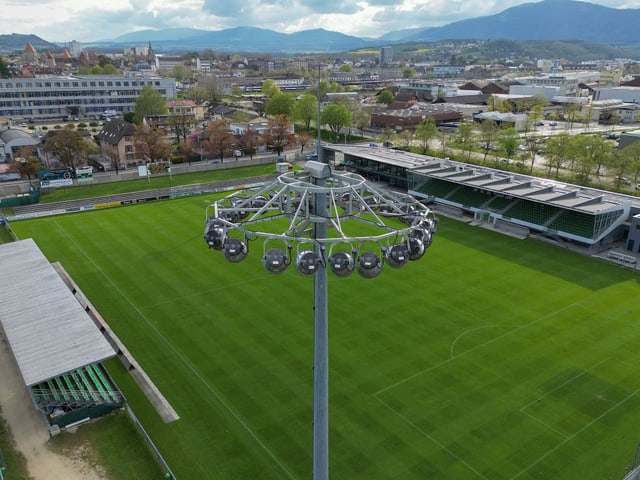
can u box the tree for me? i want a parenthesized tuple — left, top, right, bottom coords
(544, 133, 571, 178)
(174, 140, 193, 165)
(338, 64, 353, 72)
(396, 130, 414, 150)
(102, 64, 120, 75)
(134, 84, 168, 124)
(351, 107, 371, 136)
(564, 103, 580, 129)
(292, 94, 318, 131)
(402, 68, 416, 78)
(609, 149, 634, 189)
(135, 125, 171, 163)
(167, 109, 195, 144)
(262, 79, 281, 97)
(477, 120, 500, 162)
(169, 64, 190, 81)
(566, 135, 597, 183)
(620, 141, 640, 186)
(454, 123, 475, 160)
(321, 103, 351, 141)
(297, 129, 313, 154)
(202, 119, 235, 162)
(415, 117, 437, 154)
(377, 128, 395, 148)
(0, 57, 10, 78)
(239, 127, 264, 159)
(7, 147, 42, 183)
(194, 76, 224, 103)
(378, 89, 394, 105)
(567, 134, 613, 181)
(496, 127, 520, 162)
(266, 115, 295, 156)
(265, 93, 295, 117)
(43, 129, 88, 173)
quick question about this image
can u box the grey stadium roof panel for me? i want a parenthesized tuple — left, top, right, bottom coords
(0, 239, 115, 386)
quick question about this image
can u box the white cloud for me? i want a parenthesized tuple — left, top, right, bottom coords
(1, 0, 640, 42)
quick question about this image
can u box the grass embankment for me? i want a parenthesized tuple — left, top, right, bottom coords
(49, 410, 166, 480)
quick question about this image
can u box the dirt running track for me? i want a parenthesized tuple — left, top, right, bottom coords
(0, 331, 106, 480)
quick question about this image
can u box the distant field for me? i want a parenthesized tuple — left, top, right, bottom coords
(9, 196, 640, 480)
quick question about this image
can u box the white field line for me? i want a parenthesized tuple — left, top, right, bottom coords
(519, 357, 610, 412)
(376, 396, 489, 480)
(374, 303, 579, 396)
(449, 324, 514, 359)
(56, 222, 298, 480)
(519, 409, 569, 440)
(510, 389, 640, 480)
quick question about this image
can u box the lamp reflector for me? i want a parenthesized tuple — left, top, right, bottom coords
(407, 237, 425, 261)
(385, 243, 409, 268)
(329, 251, 355, 277)
(203, 219, 226, 250)
(263, 248, 289, 274)
(356, 251, 382, 278)
(295, 250, 320, 275)
(223, 238, 248, 263)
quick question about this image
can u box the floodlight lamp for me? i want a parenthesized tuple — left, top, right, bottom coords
(385, 243, 410, 268)
(356, 250, 383, 279)
(328, 251, 355, 277)
(263, 247, 290, 274)
(252, 195, 268, 208)
(223, 238, 248, 263)
(407, 237, 425, 261)
(203, 218, 227, 251)
(223, 211, 240, 223)
(295, 249, 321, 275)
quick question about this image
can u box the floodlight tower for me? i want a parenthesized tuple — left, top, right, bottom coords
(203, 160, 437, 480)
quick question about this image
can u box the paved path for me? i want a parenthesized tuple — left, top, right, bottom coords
(0, 329, 106, 480)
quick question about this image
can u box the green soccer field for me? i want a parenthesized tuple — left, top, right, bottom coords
(9, 196, 640, 480)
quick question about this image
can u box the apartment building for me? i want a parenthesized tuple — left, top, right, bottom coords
(0, 75, 176, 121)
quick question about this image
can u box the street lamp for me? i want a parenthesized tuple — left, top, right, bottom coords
(203, 160, 437, 480)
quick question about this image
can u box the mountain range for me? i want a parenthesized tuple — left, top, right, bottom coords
(2, 0, 640, 54)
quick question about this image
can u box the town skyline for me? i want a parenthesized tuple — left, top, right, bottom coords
(3, 0, 640, 45)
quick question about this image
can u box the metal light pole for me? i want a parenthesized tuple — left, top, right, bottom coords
(313, 61, 329, 480)
(311, 165, 329, 480)
(203, 160, 437, 480)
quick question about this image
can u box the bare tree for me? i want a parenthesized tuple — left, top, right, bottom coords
(135, 125, 171, 163)
(266, 115, 295, 156)
(202, 119, 234, 162)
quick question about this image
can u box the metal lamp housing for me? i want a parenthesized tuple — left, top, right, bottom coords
(329, 251, 355, 277)
(295, 250, 320, 275)
(385, 243, 410, 268)
(223, 238, 248, 263)
(263, 248, 290, 274)
(407, 237, 425, 261)
(356, 251, 383, 278)
(203, 219, 226, 251)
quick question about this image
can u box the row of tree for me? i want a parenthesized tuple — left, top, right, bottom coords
(386, 116, 640, 189)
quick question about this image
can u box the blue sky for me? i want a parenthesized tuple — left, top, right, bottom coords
(2, 0, 640, 43)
